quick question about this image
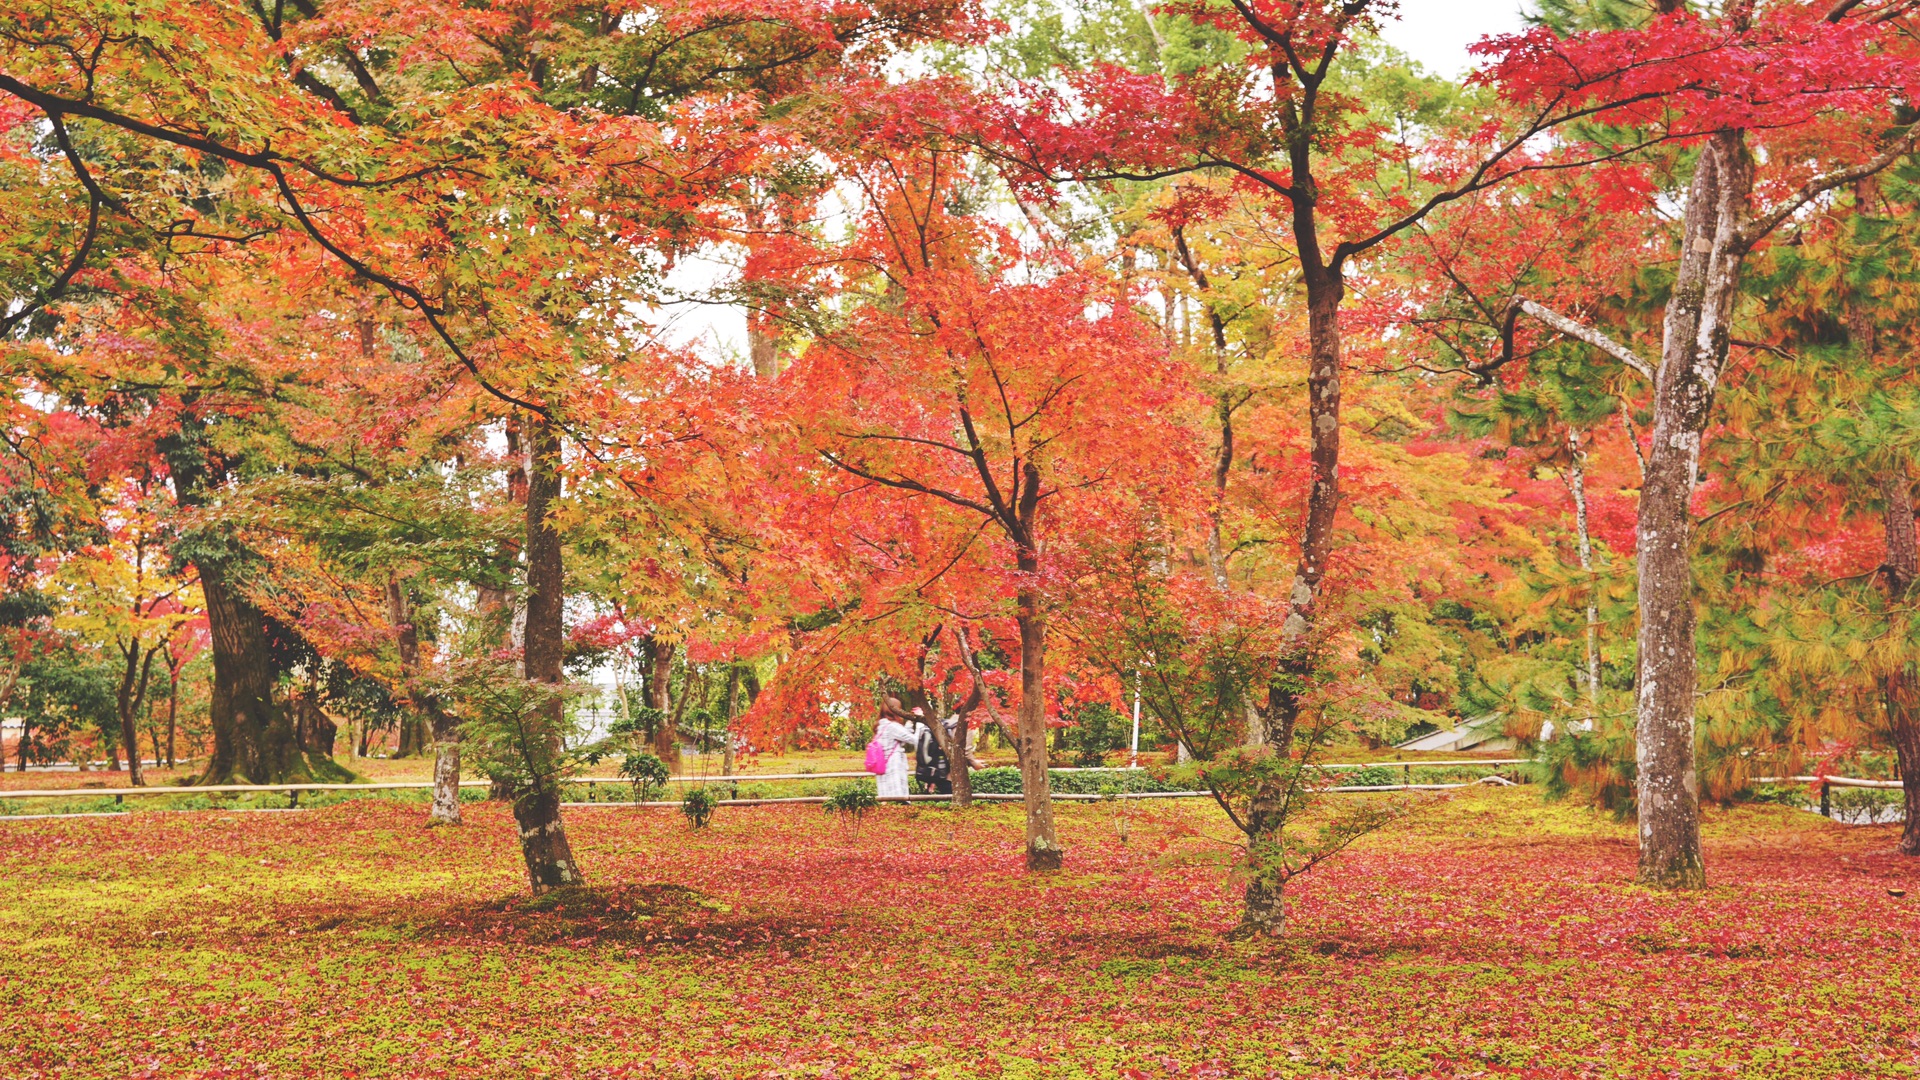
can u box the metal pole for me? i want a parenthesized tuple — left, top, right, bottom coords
(1820, 780, 1831, 818)
(1129, 674, 1142, 769)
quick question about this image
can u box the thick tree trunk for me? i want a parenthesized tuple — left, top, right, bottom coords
(1877, 471, 1920, 856)
(647, 637, 679, 767)
(1240, 877, 1284, 935)
(429, 712, 463, 826)
(395, 715, 427, 758)
(1635, 132, 1748, 890)
(516, 416, 584, 893)
(196, 560, 341, 784)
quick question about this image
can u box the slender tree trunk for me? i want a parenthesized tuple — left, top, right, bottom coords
(1261, 267, 1343, 745)
(116, 641, 146, 786)
(1239, 247, 1342, 935)
(1635, 131, 1748, 890)
(386, 576, 462, 823)
(949, 626, 997, 810)
(164, 655, 178, 768)
(1877, 471, 1920, 855)
(514, 416, 584, 893)
(721, 665, 739, 776)
(1172, 225, 1235, 594)
(1566, 429, 1601, 706)
(1014, 592, 1061, 870)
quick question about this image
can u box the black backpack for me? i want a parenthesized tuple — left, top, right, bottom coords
(914, 724, 949, 785)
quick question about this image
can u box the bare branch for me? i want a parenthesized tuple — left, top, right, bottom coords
(1508, 296, 1654, 380)
(1737, 125, 1920, 249)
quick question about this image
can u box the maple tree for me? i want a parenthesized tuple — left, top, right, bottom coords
(742, 114, 1196, 868)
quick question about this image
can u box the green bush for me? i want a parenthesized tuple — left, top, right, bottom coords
(1745, 783, 1808, 808)
(619, 751, 670, 800)
(1830, 786, 1902, 823)
(967, 767, 1192, 795)
(1341, 765, 1400, 787)
(681, 787, 718, 829)
(824, 783, 877, 818)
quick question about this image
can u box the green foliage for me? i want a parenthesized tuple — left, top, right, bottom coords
(18, 646, 121, 762)
(432, 660, 586, 801)
(618, 751, 670, 801)
(1534, 717, 1637, 818)
(967, 767, 1190, 795)
(681, 786, 719, 829)
(823, 782, 878, 818)
(1063, 702, 1131, 767)
(1341, 766, 1400, 787)
(1829, 787, 1902, 824)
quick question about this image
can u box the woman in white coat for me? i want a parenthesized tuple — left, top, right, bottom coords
(873, 707, 918, 800)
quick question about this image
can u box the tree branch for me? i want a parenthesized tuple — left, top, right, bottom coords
(1507, 296, 1654, 380)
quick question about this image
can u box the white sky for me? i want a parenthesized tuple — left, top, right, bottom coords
(656, 1, 1535, 361)
(1379, 0, 1531, 78)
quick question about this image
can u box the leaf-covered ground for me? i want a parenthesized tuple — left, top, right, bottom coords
(5, 790, 1916, 1078)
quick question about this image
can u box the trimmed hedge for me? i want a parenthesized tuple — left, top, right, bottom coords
(964, 767, 1193, 795)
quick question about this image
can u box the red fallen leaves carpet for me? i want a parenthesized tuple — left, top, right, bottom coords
(3, 790, 1915, 1079)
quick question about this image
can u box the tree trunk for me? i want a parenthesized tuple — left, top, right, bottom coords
(429, 718, 463, 826)
(1877, 471, 1920, 855)
(395, 715, 427, 758)
(1172, 225, 1235, 595)
(721, 665, 739, 776)
(1634, 132, 1748, 890)
(386, 576, 462, 823)
(164, 655, 178, 768)
(1257, 266, 1343, 750)
(1238, 237, 1340, 932)
(1567, 429, 1601, 707)
(196, 560, 341, 784)
(515, 415, 584, 893)
(647, 637, 679, 767)
(115, 640, 148, 786)
(1239, 876, 1284, 936)
(749, 326, 780, 381)
(1014, 583, 1061, 870)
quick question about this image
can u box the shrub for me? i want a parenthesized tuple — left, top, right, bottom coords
(823, 783, 877, 819)
(1064, 703, 1131, 767)
(681, 787, 718, 829)
(1534, 718, 1636, 817)
(1341, 765, 1399, 787)
(619, 751, 670, 801)
(968, 767, 1192, 796)
(1830, 787, 1902, 824)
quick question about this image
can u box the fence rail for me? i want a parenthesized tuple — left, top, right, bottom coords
(0, 758, 1533, 803)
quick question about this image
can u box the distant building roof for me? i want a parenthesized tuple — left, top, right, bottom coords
(1394, 713, 1512, 753)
